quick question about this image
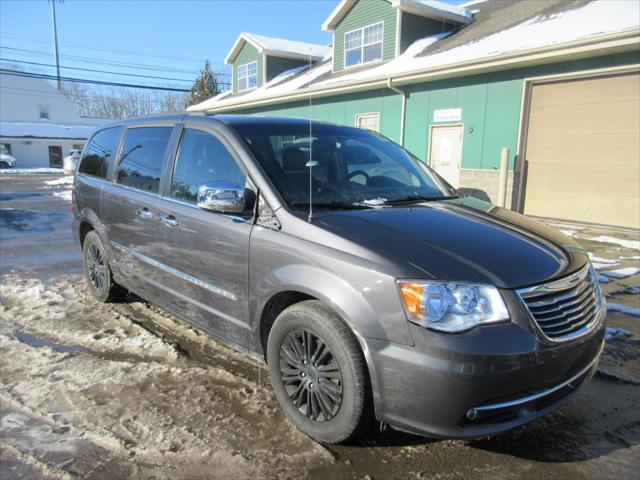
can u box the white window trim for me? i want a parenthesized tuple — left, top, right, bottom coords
(343, 21, 384, 69)
(355, 112, 380, 132)
(38, 104, 50, 120)
(237, 61, 258, 92)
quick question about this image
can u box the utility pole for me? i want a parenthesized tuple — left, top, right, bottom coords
(50, 0, 61, 90)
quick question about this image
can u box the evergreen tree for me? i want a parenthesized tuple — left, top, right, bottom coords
(187, 60, 220, 107)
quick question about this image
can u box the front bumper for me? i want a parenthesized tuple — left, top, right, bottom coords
(363, 292, 606, 439)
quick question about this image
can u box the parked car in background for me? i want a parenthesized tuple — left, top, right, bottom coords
(73, 114, 606, 444)
(0, 145, 17, 168)
(63, 149, 82, 174)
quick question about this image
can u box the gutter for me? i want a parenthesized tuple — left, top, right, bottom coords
(199, 29, 640, 113)
(386, 78, 406, 146)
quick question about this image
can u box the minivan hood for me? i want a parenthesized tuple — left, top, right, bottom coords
(314, 197, 589, 289)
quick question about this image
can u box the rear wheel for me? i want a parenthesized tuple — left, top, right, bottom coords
(0, 161, 9, 168)
(267, 300, 370, 443)
(82, 231, 126, 302)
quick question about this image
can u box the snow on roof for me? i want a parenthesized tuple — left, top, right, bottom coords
(196, 0, 639, 112)
(225, 32, 331, 64)
(0, 122, 97, 139)
(390, 1, 474, 24)
(323, 0, 473, 31)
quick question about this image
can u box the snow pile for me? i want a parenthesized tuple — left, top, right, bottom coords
(45, 175, 73, 186)
(53, 190, 72, 201)
(589, 236, 640, 251)
(0, 273, 330, 478)
(0, 168, 65, 174)
(592, 261, 620, 270)
(601, 267, 640, 279)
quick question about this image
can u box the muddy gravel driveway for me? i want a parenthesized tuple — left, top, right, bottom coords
(1, 173, 639, 480)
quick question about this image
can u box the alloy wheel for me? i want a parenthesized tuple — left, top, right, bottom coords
(86, 243, 107, 291)
(279, 329, 343, 422)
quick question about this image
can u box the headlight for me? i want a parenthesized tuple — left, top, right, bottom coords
(396, 280, 509, 333)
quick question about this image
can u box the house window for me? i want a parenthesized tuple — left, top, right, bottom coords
(1, 143, 11, 155)
(237, 61, 258, 91)
(355, 113, 380, 132)
(344, 22, 383, 68)
(39, 105, 50, 119)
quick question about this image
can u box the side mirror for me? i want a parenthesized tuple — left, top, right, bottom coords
(197, 181, 245, 213)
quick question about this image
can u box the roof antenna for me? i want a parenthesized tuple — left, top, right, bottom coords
(307, 49, 314, 222)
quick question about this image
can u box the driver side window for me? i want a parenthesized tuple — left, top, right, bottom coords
(171, 128, 246, 204)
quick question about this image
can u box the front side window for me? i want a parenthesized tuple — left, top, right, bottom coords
(237, 61, 258, 91)
(79, 127, 123, 178)
(116, 127, 172, 193)
(1, 143, 11, 155)
(355, 113, 380, 132)
(232, 122, 451, 209)
(171, 128, 246, 204)
(344, 22, 383, 68)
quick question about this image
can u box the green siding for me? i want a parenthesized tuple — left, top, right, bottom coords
(400, 13, 455, 53)
(333, 0, 396, 72)
(232, 42, 263, 94)
(242, 88, 403, 143)
(265, 56, 307, 82)
(226, 52, 639, 172)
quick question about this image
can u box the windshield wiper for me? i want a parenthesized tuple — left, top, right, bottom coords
(289, 201, 374, 211)
(384, 194, 459, 205)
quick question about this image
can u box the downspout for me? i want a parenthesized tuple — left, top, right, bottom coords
(387, 78, 406, 146)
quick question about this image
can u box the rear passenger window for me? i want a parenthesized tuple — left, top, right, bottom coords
(116, 127, 172, 194)
(78, 127, 123, 178)
(171, 129, 246, 204)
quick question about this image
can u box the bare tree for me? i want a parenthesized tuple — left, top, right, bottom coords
(60, 82, 188, 119)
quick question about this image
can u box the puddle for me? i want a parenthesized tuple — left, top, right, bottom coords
(12, 330, 85, 354)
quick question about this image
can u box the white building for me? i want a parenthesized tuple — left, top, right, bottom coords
(0, 72, 104, 168)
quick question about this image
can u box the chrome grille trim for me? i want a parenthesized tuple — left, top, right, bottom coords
(517, 264, 603, 342)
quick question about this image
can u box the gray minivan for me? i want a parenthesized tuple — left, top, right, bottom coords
(73, 114, 606, 444)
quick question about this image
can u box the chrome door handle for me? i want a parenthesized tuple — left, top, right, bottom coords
(161, 214, 179, 227)
(136, 208, 154, 219)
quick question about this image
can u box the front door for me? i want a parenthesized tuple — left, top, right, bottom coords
(156, 126, 253, 346)
(428, 125, 463, 188)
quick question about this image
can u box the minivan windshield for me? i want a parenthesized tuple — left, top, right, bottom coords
(231, 122, 454, 210)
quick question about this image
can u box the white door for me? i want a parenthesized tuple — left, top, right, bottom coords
(429, 125, 463, 188)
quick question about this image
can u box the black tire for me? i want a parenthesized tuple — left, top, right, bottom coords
(82, 230, 127, 303)
(267, 300, 371, 443)
(0, 161, 9, 168)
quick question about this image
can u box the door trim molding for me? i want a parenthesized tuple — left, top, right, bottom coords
(111, 241, 238, 302)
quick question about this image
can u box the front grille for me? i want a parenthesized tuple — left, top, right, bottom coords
(518, 265, 601, 342)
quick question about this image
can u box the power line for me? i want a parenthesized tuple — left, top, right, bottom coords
(0, 31, 226, 66)
(0, 46, 223, 76)
(0, 57, 199, 84)
(1, 68, 191, 92)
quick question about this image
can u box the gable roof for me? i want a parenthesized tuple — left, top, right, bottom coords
(322, 0, 474, 32)
(193, 0, 639, 113)
(225, 32, 331, 64)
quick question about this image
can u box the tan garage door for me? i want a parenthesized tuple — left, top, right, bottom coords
(523, 72, 640, 228)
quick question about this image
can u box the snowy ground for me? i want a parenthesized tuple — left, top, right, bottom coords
(1, 173, 639, 479)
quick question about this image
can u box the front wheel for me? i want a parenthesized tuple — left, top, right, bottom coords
(267, 300, 371, 443)
(82, 231, 127, 302)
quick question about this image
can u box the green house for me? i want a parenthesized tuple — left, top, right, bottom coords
(191, 0, 640, 229)
(225, 32, 331, 94)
